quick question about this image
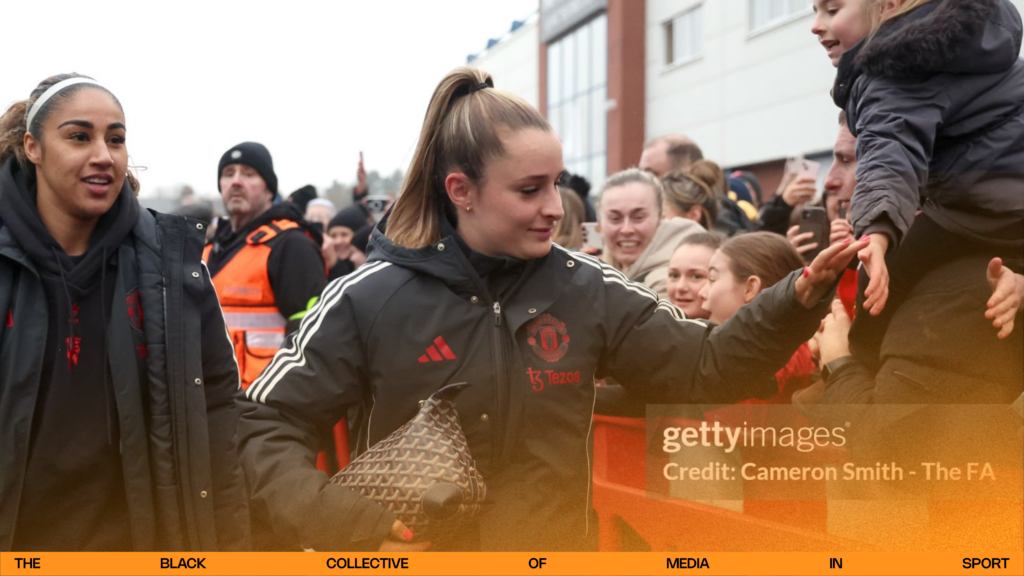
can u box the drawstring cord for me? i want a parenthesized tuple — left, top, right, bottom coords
(100, 247, 114, 446)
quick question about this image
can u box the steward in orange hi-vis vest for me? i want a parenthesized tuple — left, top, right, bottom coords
(204, 203, 327, 390)
(205, 218, 312, 388)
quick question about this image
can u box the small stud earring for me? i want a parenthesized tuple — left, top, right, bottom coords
(466, 205, 472, 212)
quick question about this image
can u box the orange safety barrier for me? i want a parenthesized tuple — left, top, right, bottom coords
(4, 551, 1022, 575)
(590, 414, 866, 552)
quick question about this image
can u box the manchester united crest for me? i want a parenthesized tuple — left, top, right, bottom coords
(526, 313, 570, 363)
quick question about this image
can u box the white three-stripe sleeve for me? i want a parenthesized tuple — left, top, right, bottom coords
(599, 263, 823, 406)
(235, 262, 399, 551)
(554, 246, 704, 326)
(247, 262, 391, 405)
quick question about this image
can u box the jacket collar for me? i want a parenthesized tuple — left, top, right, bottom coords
(0, 210, 154, 270)
(366, 219, 485, 297)
(0, 226, 34, 275)
(366, 219, 579, 331)
(832, 38, 865, 110)
(131, 208, 161, 254)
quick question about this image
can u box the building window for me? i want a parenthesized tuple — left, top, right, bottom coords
(749, 0, 812, 33)
(547, 13, 608, 188)
(665, 5, 702, 66)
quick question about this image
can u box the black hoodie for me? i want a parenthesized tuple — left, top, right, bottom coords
(1, 158, 139, 550)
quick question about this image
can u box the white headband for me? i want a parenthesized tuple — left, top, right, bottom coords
(25, 77, 106, 131)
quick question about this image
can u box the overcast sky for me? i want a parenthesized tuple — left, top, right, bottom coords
(2, 0, 539, 200)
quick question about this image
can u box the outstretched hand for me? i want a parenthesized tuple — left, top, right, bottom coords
(794, 236, 871, 309)
(986, 257, 1023, 339)
(814, 299, 853, 365)
(859, 232, 890, 316)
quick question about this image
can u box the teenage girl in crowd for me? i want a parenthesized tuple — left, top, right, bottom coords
(699, 232, 817, 403)
(0, 74, 249, 551)
(237, 68, 869, 553)
(811, 0, 1024, 361)
(665, 232, 723, 320)
(598, 169, 705, 299)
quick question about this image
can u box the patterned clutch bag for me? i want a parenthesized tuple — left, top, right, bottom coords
(329, 382, 486, 544)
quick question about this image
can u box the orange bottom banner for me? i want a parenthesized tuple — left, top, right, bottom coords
(1, 552, 1021, 576)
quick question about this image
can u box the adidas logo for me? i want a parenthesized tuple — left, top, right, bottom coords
(418, 336, 457, 363)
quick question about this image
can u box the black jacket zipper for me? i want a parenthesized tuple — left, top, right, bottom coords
(492, 301, 510, 462)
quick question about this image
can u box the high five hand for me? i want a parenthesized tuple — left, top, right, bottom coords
(794, 236, 871, 308)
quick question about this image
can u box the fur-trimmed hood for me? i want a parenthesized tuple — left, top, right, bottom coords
(831, 0, 1024, 257)
(859, 0, 1020, 78)
(833, 0, 1021, 108)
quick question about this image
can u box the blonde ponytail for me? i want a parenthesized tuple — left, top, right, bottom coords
(385, 67, 549, 248)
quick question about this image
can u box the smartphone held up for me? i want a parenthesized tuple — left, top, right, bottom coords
(798, 206, 829, 261)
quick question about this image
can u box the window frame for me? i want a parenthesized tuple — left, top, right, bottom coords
(747, 0, 813, 38)
(546, 12, 609, 189)
(664, 3, 704, 70)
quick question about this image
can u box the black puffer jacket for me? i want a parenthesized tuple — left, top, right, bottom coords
(833, 0, 1024, 249)
(238, 224, 833, 552)
(0, 160, 249, 551)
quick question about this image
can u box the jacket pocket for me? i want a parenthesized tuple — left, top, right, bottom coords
(240, 331, 283, 389)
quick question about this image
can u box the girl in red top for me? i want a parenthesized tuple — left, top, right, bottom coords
(699, 232, 817, 404)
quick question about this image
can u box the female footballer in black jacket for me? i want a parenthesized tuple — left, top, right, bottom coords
(237, 68, 869, 553)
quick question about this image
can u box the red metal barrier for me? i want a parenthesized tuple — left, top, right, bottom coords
(316, 419, 351, 474)
(590, 414, 867, 551)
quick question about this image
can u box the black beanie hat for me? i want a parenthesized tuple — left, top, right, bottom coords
(329, 204, 372, 233)
(218, 142, 278, 196)
(351, 225, 373, 254)
(288, 184, 318, 213)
